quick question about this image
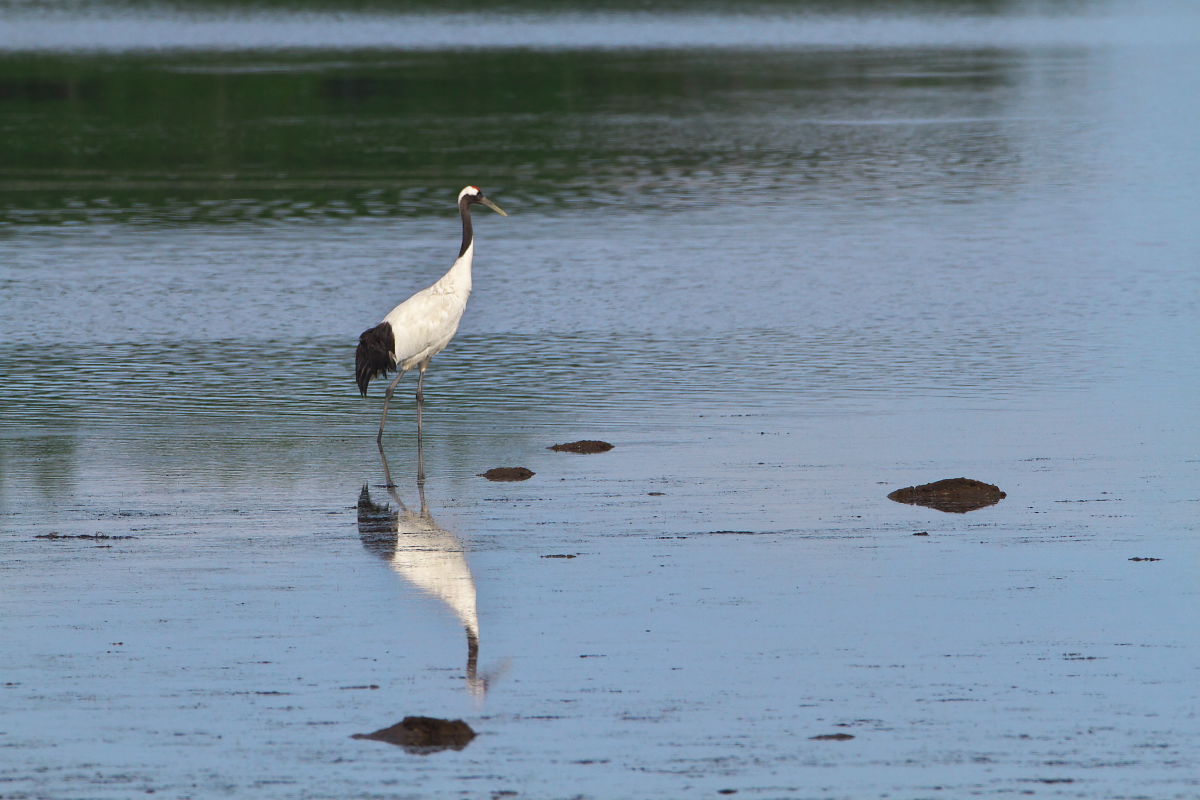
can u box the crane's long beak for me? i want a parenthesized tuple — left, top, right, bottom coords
(481, 196, 508, 217)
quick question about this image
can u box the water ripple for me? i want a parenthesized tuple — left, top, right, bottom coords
(4, 9, 1193, 53)
(0, 325, 1086, 441)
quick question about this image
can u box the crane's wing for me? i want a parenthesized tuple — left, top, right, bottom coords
(383, 284, 471, 372)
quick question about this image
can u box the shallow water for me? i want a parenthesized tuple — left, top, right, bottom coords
(3, 2, 1200, 798)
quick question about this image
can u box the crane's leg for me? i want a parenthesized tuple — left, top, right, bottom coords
(416, 430, 427, 488)
(415, 362, 429, 485)
(376, 437, 397, 488)
(415, 362, 429, 441)
(376, 369, 407, 445)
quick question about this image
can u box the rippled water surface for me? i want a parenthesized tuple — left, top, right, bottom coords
(3, 2, 1199, 798)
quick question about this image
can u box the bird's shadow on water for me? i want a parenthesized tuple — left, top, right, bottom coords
(357, 444, 503, 702)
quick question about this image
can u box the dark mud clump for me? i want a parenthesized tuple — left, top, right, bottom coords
(352, 716, 476, 754)
(549, 440, 613, 454)
(479, 467, 535, 482)
(887, 477, 1006, 513)
(35, 533, 136, 540)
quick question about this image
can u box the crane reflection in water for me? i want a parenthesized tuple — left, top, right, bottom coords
(357, 446, 491, 699)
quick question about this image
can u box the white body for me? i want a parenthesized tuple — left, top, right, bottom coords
(384, 241, 474, 371)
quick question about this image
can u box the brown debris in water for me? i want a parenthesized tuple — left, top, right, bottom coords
(479, 467, 535, 482)
(887, 477, 1006, 513)
(352, 716, 476, 754)
(549, 440, 614, 454)
(35, 533, 136, 540)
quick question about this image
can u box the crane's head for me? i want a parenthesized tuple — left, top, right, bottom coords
(458, 185, 508, 217)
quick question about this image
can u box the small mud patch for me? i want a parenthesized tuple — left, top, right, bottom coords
(35, 533, 136, 540)
(479, 467, 535, 482)
(887, 478, 1006, 513)
(352, 716, 475, 754)
(810, 733, 855, 741)
(1026, 778, 1075, 785)
(549, 440, 613, 454)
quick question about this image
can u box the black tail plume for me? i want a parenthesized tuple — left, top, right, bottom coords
(356, 321, 396, 396)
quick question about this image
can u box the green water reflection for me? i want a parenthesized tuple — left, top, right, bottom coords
(1, 46, 1016, 224)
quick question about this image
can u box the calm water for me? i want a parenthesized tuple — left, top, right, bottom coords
(3, 2, 1200, 798)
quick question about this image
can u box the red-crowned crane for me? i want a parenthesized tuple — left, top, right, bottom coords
(355, 185, 507, 444)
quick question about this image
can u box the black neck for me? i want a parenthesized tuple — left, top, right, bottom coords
(458, 196, 473, 258)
